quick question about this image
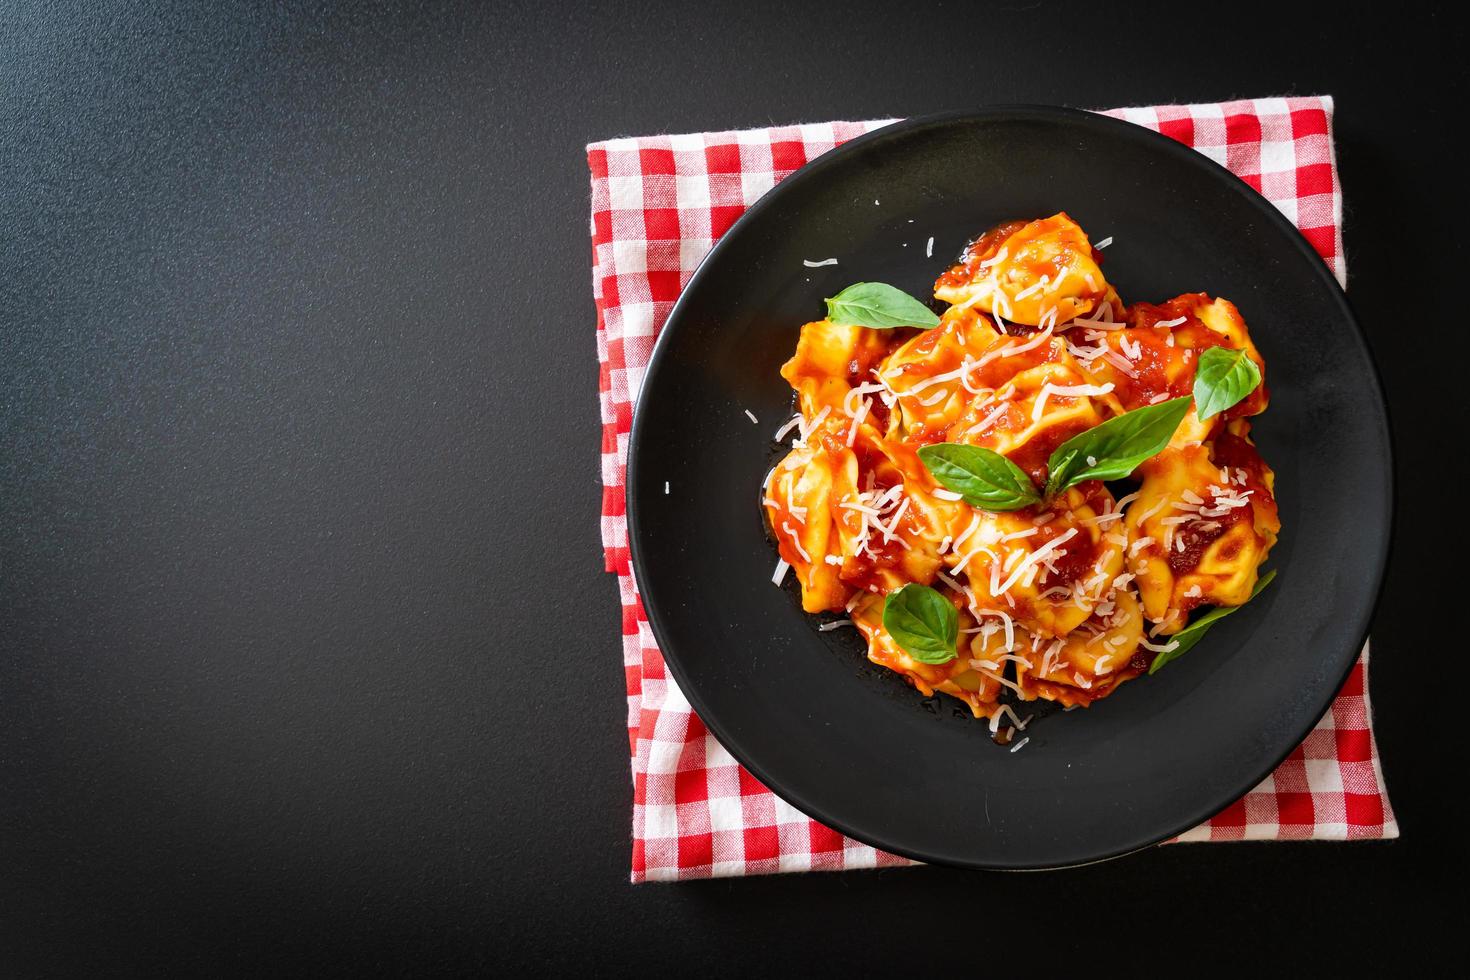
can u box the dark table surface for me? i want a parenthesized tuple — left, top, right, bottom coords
(2, 1, 1464, 973)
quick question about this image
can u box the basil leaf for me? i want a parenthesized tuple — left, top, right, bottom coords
(825, 282, 941, 330)
(1193, 346, 1262, 421)
(918, 443, 1040, 512)
(1043, 396, 1192, 498)
(1148, 569, 1277, 674)
(882, 583, 959, 665)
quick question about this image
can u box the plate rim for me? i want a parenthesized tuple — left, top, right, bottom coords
(623, 104, 1394, 870)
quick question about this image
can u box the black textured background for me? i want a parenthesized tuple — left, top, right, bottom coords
(1, 1, 1462, 973)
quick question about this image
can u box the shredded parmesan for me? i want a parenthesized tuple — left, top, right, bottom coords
(975, 401, 1010, 432)
(843, 382, 885, 416)
(773, 414, 803, 441)
(1102, 350, 1139, 377)
(1032, 381, 1114, 422)
(987, 703, 1028, 735)
(1113, 491, 1141, 511)
(1134, 498, 1169, 525)
(901, 359, 979, 396)
(1013, 277, 1048, 301)
(878, 497, 910, 542)
(783, 522, 810, 563)
(993, 528, 1078, 597)
(802, 258, 838, 267)
(978, 325, 1054, 369)
(795, 405, 831, 445)
(953, 513, 983, 550)
(846, 398, 870, 447)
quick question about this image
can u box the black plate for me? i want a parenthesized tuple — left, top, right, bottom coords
(624, 107, 1390, 870)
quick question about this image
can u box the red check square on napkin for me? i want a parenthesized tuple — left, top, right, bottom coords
(589, 97, 1397, 882)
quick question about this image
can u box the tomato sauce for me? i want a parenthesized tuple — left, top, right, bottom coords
(1000, 417, 1090, 488)
(1045, 524, 1100, 588)
(1210, 428, 1276, 509)
(933, 219, 1028, 293)
(1098, 330, 1190, 409)
(1127, 294, 1209, 329)
(1166, 504, 1247, 576)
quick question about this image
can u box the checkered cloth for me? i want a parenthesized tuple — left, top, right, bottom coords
(590, 97, 1397, 883)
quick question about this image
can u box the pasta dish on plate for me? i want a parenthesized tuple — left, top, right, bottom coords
(762, 213, 1279, 736)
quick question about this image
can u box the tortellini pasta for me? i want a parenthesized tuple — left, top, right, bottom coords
(764, 215, 1279, 724)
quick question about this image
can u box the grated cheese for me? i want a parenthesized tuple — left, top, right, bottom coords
(773, 413, 803, 441)
(846, 397, 870, 447)
(918, 388, 948, 407)
(993, 528, 1078, 597)
(975, 401, 1010, 432)
(1032, 381, 1115, 423)
(843, 382, 886, 416)
(795, 404, 831, 444)
(783, 522, 810, 563)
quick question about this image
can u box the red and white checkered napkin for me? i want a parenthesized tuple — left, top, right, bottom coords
(590, 97, 1397, 882)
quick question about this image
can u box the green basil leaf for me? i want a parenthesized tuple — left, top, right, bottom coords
(825, 282, 941, 330)
(1148, 569, 1277, 674)
(918, 443, 1040, 512)
(1192, 346, 1262, 421)
(1043, 396, 1192, 498)
(882, 583, 959, 665)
